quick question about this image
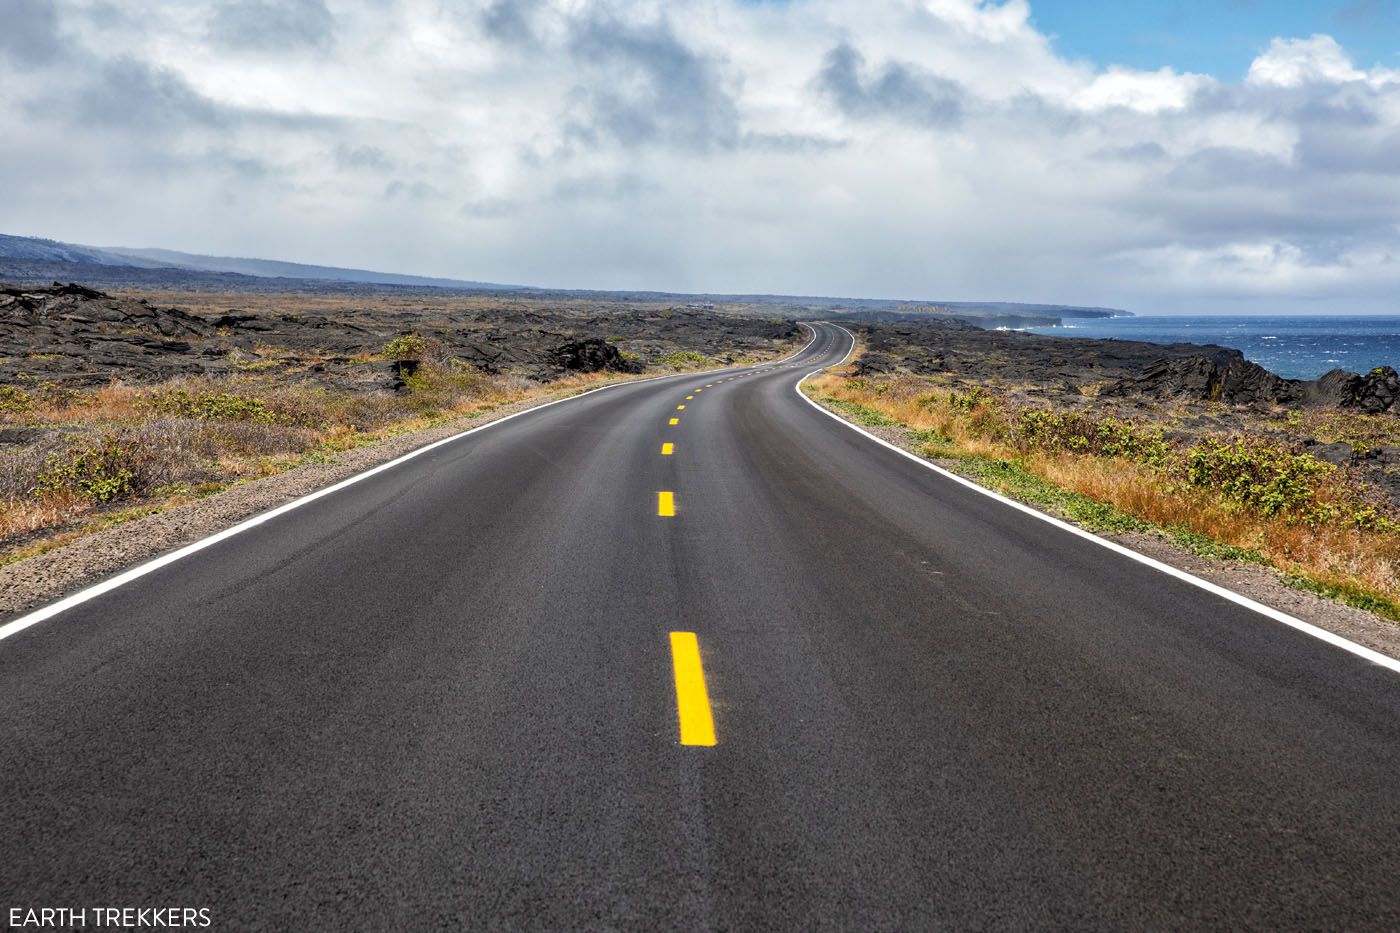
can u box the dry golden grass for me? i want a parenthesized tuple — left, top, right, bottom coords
(810, 371, 1400, 617)
(0, 340, 792, 560)
(0, 493, 88, 542)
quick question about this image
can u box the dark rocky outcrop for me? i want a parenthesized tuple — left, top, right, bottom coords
(1304, 367, 1399, 413)
(1102, 351, 1302, 406)
(1104, 356, 1397, 414)
(0, 283, 220, 383)
(852, 352, 899, 377)
(851, 318, 1398, 416)
(853, 320, 1304, 398)
(549, 338, 644, 374)
(1, 283, 214, 338)
(1303, 440, 1356, 466)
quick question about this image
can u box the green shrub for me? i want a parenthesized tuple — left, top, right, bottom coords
(947, 386, 990, 411)
(659, 350, 708, 368)
(146, 389, 277, 423)
(382, 334, 428, 361)
(1184, 439, 1334, 520)
(36, 436, 138, 503)
(1016, 409, 1169, 466)
(399, 361, 496, 415)
(0, 384, 33, 413)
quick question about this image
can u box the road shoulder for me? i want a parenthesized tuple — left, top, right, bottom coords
(809, 402, 1400, 665)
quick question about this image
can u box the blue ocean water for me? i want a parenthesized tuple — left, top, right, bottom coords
(1023, 316, 1400, 381)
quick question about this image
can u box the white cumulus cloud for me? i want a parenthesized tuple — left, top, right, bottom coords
(0, 0, 1397, 313)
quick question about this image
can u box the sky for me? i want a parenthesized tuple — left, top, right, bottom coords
(2, 1, 1399, 313)
(1030, 0, 1400, 75)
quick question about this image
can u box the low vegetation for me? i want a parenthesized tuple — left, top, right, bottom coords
(807, 371, 1400, 621)
(0, 332, 774, 562)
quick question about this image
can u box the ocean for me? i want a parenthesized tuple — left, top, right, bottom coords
(1023, 316, 1400, 381)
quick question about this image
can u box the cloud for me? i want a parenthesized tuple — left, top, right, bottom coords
(384, 179, 446, 201)
(1297, 122, 1400, 175)
(206, 0, 334, 52)
(70, 57, 229, 130)
(0, 0, 63, 64)
(552, 171, 658, 201)
(334, 144, 394, 173)
(2, 0, 1399, 313)
(479, 0, 542, 46)
(564, 13, 740, 149)
(815, 42, 965, 127)
(1246, 34, 1398, 88)
(1071, 67, 1207, 113)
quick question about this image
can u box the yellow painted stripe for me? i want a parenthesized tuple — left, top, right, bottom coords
(676, 404, 685, 410)
(658, 491, 676, 516)
(685, 395, 694, 400)
(669, 632, 716, 746)
(661, 442, 674, 455)
(669, 417, 680, 425)
(705, 384, 713, 387)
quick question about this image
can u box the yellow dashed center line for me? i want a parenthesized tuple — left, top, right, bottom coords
(658, 491, 676, 516)
(676, 404, 685, 410)
(685, 395, 694, 400)
(661, 442, 674, 455)
(669, 417, 680, 425)
(669, 632, 716, 746)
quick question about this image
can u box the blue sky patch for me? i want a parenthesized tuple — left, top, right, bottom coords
(1029, 0, 1399, 76)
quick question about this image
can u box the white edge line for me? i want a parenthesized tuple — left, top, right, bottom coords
(0, 328, 822, 644)
(796, 322, 1400, 675)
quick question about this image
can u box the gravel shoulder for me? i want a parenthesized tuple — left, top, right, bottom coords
(850, 420, 1400, 663)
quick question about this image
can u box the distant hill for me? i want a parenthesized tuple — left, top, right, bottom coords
(0, 234, 519, 291)
(0, 234, 169, 268)
(99, 246, 520, 291)
(0, 233, 1132, 324)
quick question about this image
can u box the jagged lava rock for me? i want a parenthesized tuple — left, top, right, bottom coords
(1103, 350, 1302, 406)
(549, 337, 644, 374)
(1306, 367, 1399, 414)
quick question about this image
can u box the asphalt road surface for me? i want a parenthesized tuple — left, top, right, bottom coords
(5, 323, 1400, 929)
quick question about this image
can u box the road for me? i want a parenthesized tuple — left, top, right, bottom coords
(4, 322, 1400, 929)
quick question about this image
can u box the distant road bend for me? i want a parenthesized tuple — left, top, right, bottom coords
(6, 323, 1400, 928)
